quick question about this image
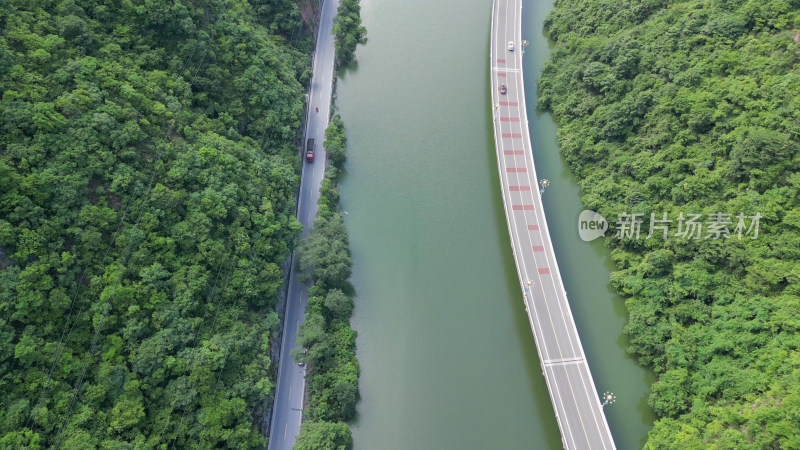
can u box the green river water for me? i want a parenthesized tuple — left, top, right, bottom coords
(334, 0, 656, 448)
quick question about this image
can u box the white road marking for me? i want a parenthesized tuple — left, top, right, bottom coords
(490, 0, 613, 448)
(270, 2, 339, 449)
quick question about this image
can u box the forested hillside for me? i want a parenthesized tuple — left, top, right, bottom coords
(0, 0, 314, 447)
(540, 0, 800, 447)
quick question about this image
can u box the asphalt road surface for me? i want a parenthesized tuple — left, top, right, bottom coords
(490, 1, 616, 448)
(267, 0, 340, 448)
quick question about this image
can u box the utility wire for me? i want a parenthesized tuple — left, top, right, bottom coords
(51, 21, 217, 448)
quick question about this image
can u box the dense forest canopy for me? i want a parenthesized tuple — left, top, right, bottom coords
(0, 0, 315, 447)
(540, 0, 800, 447)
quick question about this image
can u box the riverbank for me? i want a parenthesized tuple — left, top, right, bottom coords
(293, 115, 359, 449)
(538, 0, 800, 447)
(522, 1, 656, 447)
(334, 0, 656, 448)
(291, 2, 367, 447)
(336, 1, 563, 448)
(266, 0, 341, 446)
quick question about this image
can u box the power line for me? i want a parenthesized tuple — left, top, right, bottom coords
(50, 20, 218, 448)
(158, 110, 290, 447)
(22, 13, 209, 433)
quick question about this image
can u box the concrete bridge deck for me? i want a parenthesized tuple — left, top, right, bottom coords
(489, 1, 616, 448)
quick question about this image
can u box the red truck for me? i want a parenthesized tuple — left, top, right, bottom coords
(305, 138, 315, 163)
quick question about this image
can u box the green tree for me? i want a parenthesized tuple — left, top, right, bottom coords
(324, 289, 353, 318)
(297, 213, 353, 288)
(332, 0, 367, 67)
(0, 0, 312, 446)
(540, 0, 800, 445)
(294, 420, 352, 450)
(324, 114, 347, 167)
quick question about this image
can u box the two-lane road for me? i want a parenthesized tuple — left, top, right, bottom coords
(268, 0, 340, 448)
(490, 1, 616, 448)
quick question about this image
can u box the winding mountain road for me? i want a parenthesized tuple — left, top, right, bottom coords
(267, 0, 339, 448)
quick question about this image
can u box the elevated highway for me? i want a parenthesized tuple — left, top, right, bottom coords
(489, 1, 616, 448)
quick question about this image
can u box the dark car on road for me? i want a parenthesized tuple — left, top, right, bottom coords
(500, 84, 507, 94)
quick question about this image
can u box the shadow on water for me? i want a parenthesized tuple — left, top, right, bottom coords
(337, 59, 359, 78)
(485, 80, 562, 445)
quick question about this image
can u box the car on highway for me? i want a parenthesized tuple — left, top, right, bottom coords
(305, 138, 315, 163)
(500, 83, 507, 94)
(508, 41, 514, 51)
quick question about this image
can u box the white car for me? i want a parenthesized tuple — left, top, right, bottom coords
(508, 41, 514, 51)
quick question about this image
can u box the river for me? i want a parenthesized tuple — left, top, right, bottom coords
(334, 0, 655, 449)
